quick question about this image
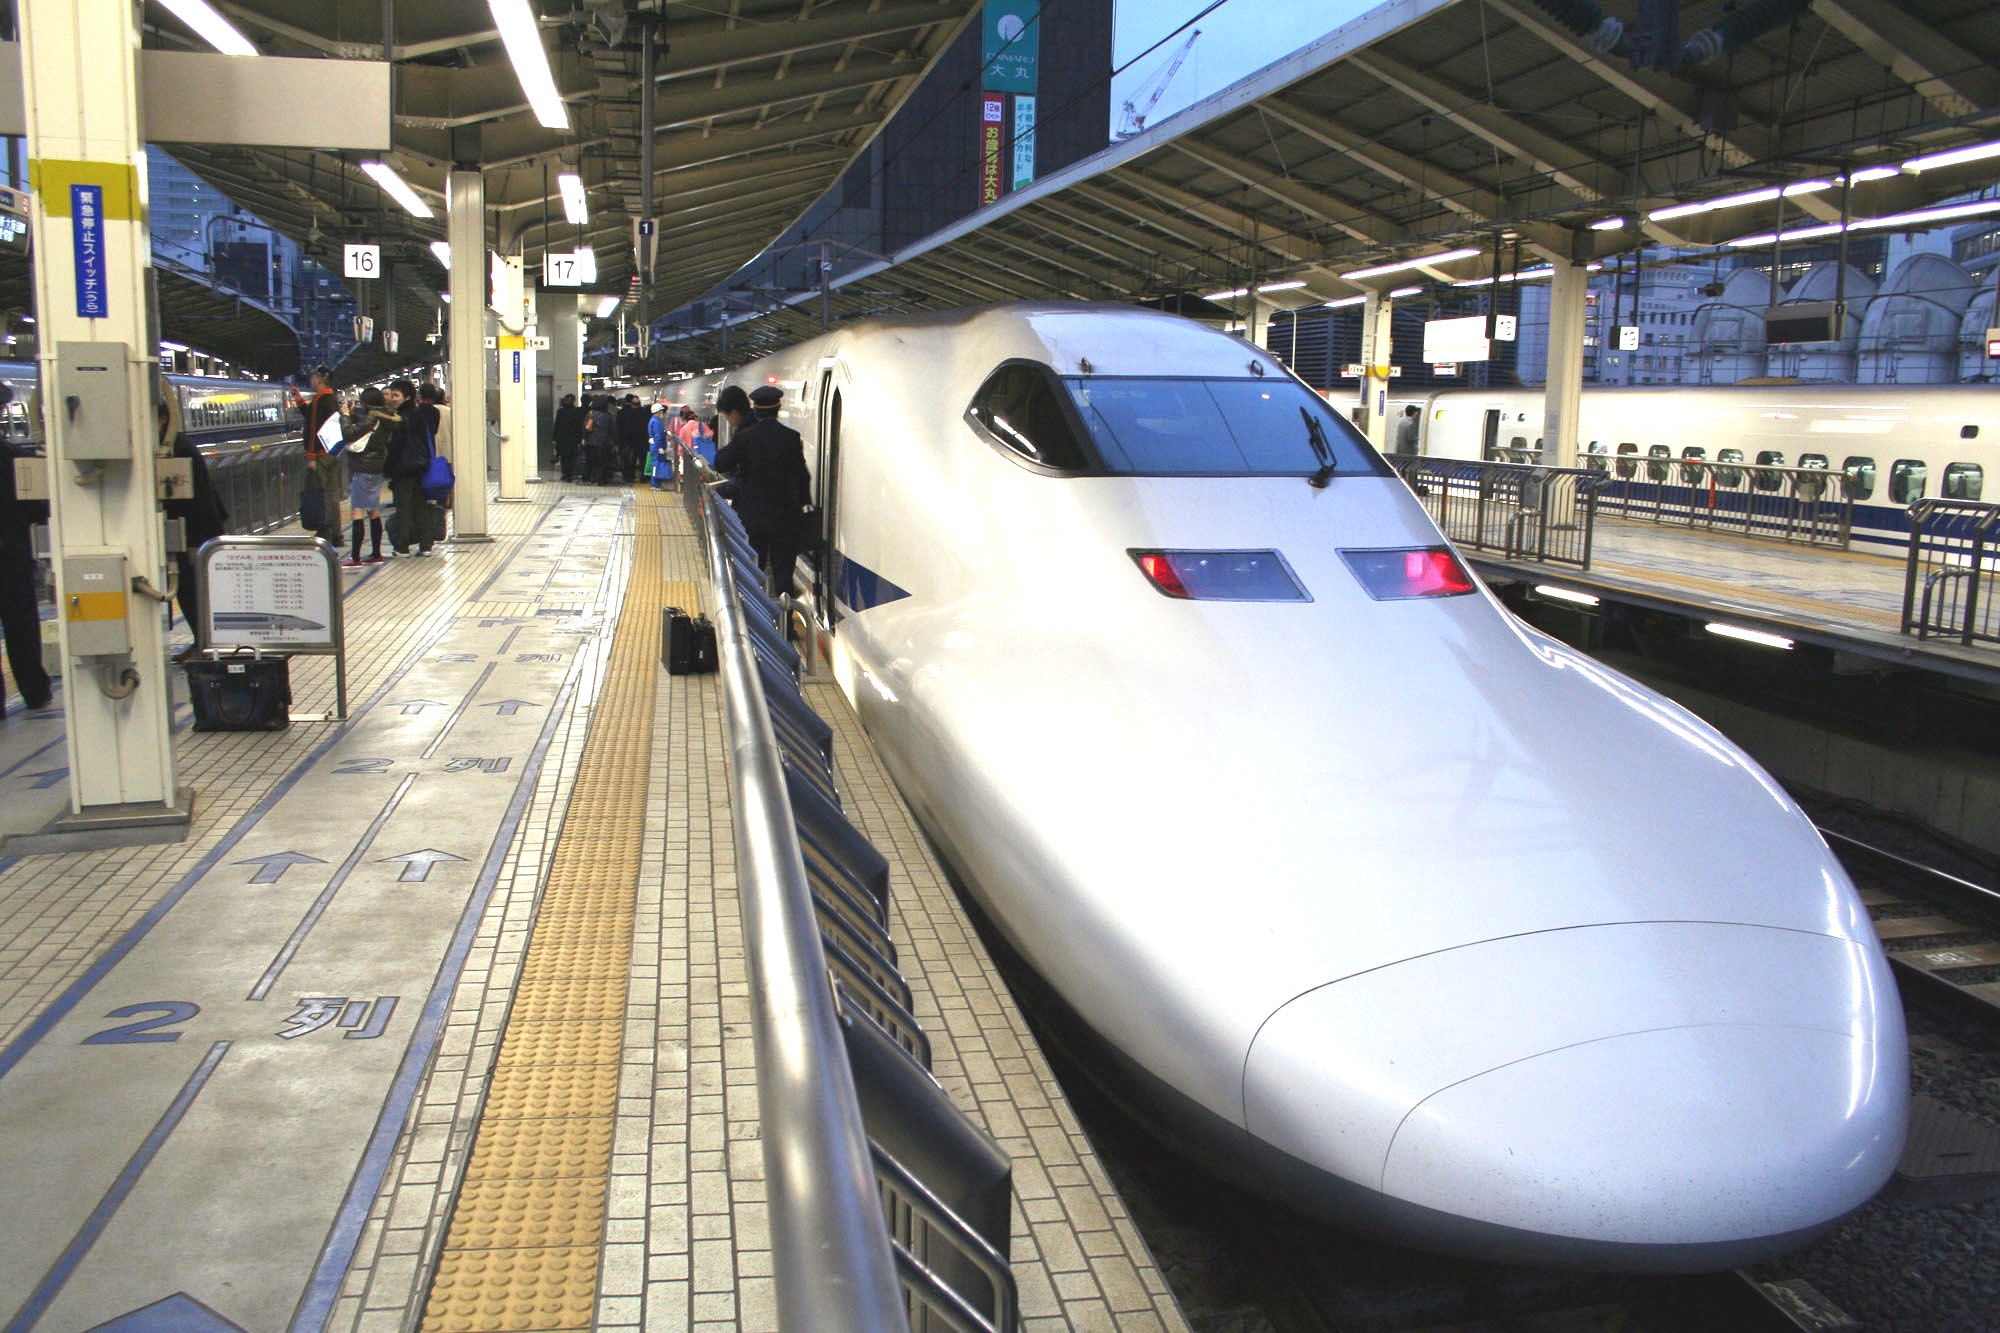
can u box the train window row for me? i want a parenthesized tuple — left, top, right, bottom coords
(179, 386, 288, 434)
(1592, 441, 1983, 503)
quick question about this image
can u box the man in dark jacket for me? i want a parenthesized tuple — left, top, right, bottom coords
(553, 393, 584, 481)
(615, 394, 649, 484)
(0, 384, 51, 710)
(381, 379, 435, 555)
(715, 384, 811, 595)
(292, 365, 342, 547)
(161, 399, 227, 657)
(583, 397, 617, 485)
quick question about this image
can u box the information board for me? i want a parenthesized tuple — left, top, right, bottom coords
(202, 543, 336, 650)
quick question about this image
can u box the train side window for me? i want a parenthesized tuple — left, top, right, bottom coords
(1843, 456, 1876, 500)
(1799, 453, 1828, 470)
(1962, 425, 1979, 440)
(965, 362, 1090, 470)
(1944, 462, 1984, 501)
(1753, 449, 1785, 491)
(1584, 441, 1607, 474)
(1716, 448, 1744, 488)
(1614, 442, 1637, 480)
(1679, 446, 1706, 484)
(1646, 444, 1670, 482)
(1889, 459, 1927, 504)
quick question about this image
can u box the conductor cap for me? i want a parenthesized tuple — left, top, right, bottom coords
(748, 384, 783, 408)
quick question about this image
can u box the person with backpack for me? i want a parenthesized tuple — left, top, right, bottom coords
(381, 379, 436, 556)
(583, 396, 617, 485)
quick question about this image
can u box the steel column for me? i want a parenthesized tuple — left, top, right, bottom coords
(447, 169, 491, 539)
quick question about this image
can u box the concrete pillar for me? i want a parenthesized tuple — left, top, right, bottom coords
(1358, 291, 1395, 452)
(446, 170, 491, 540)
(22, 0, 184, 819)
(1541, 261, 1589, 469)
(494, 252, 532, 500)
(539, 290, 580, 412)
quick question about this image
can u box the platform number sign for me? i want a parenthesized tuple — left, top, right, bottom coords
(545, 252, 585, 287)
(1616, 325, 1640, 351)
(343, 244, 382, 280)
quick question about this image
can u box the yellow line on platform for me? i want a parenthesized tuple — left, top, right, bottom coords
(422, 489, 664, 1333)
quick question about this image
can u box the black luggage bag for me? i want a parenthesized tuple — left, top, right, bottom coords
(185, 649, 291, 731)
(663, 607, 718, 676)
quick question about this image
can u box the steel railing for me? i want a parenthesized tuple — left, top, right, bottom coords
(687, 451, 1018, 1333)
(1387, 455, 1600, 569)
(202, 433, 310, 535)
(1902, 498, 2000, 647)
(1584, 454, 1853, 549)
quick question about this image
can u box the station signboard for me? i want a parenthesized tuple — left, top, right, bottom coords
(979, 95, 1005, 205)
(1422, 314, 1490, 363)
(342, 244, 380, 279)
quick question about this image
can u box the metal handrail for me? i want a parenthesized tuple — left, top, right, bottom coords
(1902, 497, 2000, 646)
(696, 480, 910, 1332)
(1388, 456, 1601, 570)
(1584, 455, 1853, 548)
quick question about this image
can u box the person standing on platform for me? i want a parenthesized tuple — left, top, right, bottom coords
(1395, 404, 1421, 456)
(615, 394, 649, 484)
(553, 392, 584, 481)
(418, 382, 450, 548)
(646, 405, 672, 489)
(714, 384, 751, 447)
(292, 364, 343, 548)
(715, 384, 811, 595)
(382, 379, 435, 556)
(0, 384, 51, 712)
(342, 386, 392, 566)
(583, 396, 617, 485)
(159, 397, 227, 658)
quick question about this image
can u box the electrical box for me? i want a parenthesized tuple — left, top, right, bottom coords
(1764, 301, 1845, 345)
(62, 553, 130, 656)
(13, 454, 47, 501)
(56, 342, 134, 461)
(156, 457, 194, 501)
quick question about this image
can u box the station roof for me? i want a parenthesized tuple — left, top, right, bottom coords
(154, 0, 982, 360)
(654, 0, 2000, 370)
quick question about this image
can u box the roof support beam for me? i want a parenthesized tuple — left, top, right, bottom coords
(1104, 167, 1357, 292)
(977, 228, 1139, 296)
(660, 4, 959, 81)
(651, 60, 913, 131)
(1812, 0, 2000, 121)
(1258, 95, 1504, 223)
(1036, 197, 1223, 283)
(1169, 137, 1397, 245)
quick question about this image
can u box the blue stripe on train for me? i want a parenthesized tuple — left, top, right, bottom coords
(831, 550, 911, 614)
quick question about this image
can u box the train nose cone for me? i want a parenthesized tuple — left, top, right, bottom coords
(1242, 922, 1907, 1264)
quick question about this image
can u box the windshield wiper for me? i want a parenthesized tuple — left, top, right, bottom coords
(1301, 407, 1337, 489)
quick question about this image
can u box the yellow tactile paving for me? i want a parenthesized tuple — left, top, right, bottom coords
(660, 578, 700, 615)
(422, 489, 666, 1333)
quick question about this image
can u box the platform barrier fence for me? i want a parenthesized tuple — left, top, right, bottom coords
(1903, 498, 2000, 647)
(1584, 455, 1853, 549)
(687, 458, 1018, 1333)
(203, 434, 309, 535)
(1388, 456, 1599, 569)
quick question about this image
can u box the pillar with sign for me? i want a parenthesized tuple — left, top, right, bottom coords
(1540, 261, 1589, 469)
(492, 252, 535, 501)
(20, 0, 187, 829)
(1357, 291, 1395, 452)
(539, 290, 581, 438)
(446, 170, 491, 539)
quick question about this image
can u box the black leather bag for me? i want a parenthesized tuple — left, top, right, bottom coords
(185, 651, 291, 731)
(299, 482, 327, 533)
(664, 606, 696, 674)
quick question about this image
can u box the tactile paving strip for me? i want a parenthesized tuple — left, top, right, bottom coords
(422, 490, 666, 1333)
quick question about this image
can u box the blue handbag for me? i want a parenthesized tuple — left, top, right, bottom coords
(419, 422, 455, 500)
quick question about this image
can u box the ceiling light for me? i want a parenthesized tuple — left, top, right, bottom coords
(1454, 265, 1557, 288)
(557, 172, 588, 226)
(489, 0, 570, 131)
(1589, 217, 1626, 231)
(1705, 622, 1793, 650)
(573, 246, 597, 283)
(1322, 295, 1367, 308)
(360, 162, 434, 219)
(1726, 223, 1843, 248)
(158, 0, 258, 55)
(1844, 165, 1901, 183)
(1901, 139, 2000, 173)
(1203, 287, 1248, 300)
(1342, 248, 1482, 280)
(1388, 285, 1423, 299)
(1850, 199, 2000, 230)
(595, 295, 621, 318)
(1257, 280, 1308, 292)
(429, 241, 451, 267)
(1648, 179, 1835, 223)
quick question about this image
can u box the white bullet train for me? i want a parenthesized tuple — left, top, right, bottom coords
(1392, 382, 2000, 549)
(670, 304, 1908, 1270)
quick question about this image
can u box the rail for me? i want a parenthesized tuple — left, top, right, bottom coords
(1901, 498, 2000, 647)
(1387, 455, 1599, 569)
(686, 452, 1018, 1332)
(1585, 454, 1853, 549)
(202, 433, 310, 535)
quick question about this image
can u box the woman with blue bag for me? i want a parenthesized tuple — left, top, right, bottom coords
(381, 379, 437, 556)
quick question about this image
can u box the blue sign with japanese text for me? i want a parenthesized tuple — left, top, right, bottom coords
(72, 184, 107, 319)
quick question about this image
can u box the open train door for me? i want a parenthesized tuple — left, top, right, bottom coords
(1481, 409, 1501, 461)
(813, 367, 844, 630)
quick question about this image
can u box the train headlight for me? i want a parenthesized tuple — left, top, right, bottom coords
(1128, 550, 1310, 601)
(1339, 547, 1477, 600)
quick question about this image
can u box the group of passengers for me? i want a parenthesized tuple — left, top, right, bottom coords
(295, 366, 450, 568)
(551, 393, 716, 489)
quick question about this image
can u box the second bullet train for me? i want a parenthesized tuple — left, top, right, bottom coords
(669, 304, 1908, 1269)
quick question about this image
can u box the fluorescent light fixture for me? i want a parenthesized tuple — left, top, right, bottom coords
(1388, 285, 1423, 299)
(360, 161, 434, 219)
(489, 0, 570, 131)
(158, 0, 258, 55)
(1257, 280, 1308, 292)
(1847, 165, 1901, 183)
(574, 246, 598, 283)
(595, 295, 621, 318)
(1534, 584, 1601, 608)
(1589, 216, 1626, 231)
(1342, 247, 1482, 280)
(1901, 139, 2000, 173)
(1705, 622, 1794, 650)
(1203, 287, 1248, 300)
(1322, 295, 1367, 308)
(429, 241, 452, 267)
(159, 339, 188, 353)
(1728, 199, 2000, 248)
(1454, 265, 1557, 288)
(557, 172, 588, 225)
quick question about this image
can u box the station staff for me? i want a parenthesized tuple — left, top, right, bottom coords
(714, 384, 811, 595)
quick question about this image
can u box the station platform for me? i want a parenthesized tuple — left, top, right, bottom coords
(0, 484, 1187, 1333)
(1471, 516, 2000, 685)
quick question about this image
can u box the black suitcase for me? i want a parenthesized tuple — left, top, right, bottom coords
(185, 650, 291, 731)
(691, 616, 718, 674)
(664, 606, 696, 674)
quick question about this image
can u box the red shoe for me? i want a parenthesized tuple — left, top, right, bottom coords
(341, 557, 364, 568)
(365, 554, 386, 564)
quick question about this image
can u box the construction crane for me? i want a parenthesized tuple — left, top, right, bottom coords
(1117, 29, 1200, 139)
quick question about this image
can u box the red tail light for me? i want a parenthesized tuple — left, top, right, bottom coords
(1339, 547, 1477, 600)
(1129, 550, 1308, 601)
(1136, 553, 1190, 598)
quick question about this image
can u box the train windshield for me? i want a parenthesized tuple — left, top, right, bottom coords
(1063, 378, 1383, 478)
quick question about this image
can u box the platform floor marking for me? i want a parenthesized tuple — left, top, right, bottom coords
(0, 496, 629, 1333)
(421, 491, 665, 1333)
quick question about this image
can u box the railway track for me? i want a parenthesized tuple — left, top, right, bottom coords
(1826, 827, 2000, 1027)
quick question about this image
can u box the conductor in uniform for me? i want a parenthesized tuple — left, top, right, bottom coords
(715, 384, 811, 596)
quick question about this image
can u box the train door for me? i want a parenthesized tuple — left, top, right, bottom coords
(814, 370, 844, 629)
(1481, 409, 1501, 460)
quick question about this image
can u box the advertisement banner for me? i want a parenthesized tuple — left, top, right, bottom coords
(1011, 94, 1037, 191)
(979, 94, 1005, 205)
(981, 0, 1040, 93)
